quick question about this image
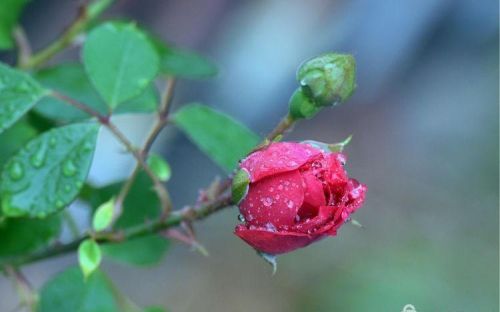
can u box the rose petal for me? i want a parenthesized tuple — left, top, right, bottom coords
(234, 224, 325, 254)
(241, 142, 321, 182)
(240, 170, 304, 227)
(298, 171, 326, 219)
(345, 178, 367, 214)
(325, 153, 348, 186)
(293, 206, 334, 233)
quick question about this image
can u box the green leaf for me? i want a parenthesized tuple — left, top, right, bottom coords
(101, 234, 169, 266)
(147, 153, 171, 182)
(38, 267, 120, 312)
(83, 22, 159, 109)
(78, 239, 102, 278)
(0, 119, 37, 165)
(87, 171, 161, 229)
(0, 62, 48, 134)
(173, 104, 260, 172)
(0, 214, 61, 260)
(0, 123, 99, 217)
(154, 39, 217, 79)
(34, 63, 158, 122)
(0, 0, 29, 50)
(92, 197, 115, 232)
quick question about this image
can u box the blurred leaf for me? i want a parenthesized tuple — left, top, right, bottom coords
(34, 63, 158, 122)
(0, 62, 48, 134)
(0, 119, 37, 164)
(153, 38, 217, 79)
(0, 0, 29, 50)
(37, 267, 120, 312)
(83, 22, 159, 108)
(78, 239, 102, 279)
(87, 171, 161, 229)
(102, 235, 169, 266)
(0, 123, 99, 217)
(147, 153, 171, 182)
(173, 103, 260, 172)
(92, 197, 115, 232)
(0, 214, 61, 261)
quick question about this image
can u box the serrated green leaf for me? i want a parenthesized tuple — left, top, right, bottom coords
(101, 235, 169, 266)
(0, 62, 48, 134)
(173, 104, 260, 172)
(78, 239, 102, 278)
(83, 22, 159, 108)
(38, 267, 120, 312)
(0, 0, 30, 50)
(92, 197, 114, 232)
(0, 214, 61, 261)
(147, 153, 171, 182)
(0, 123, 99, 217)
(34, 63, 159, 122)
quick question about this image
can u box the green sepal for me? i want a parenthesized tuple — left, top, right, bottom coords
(231, 168, 250, 205)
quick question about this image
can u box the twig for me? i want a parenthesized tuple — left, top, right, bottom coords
(6, 194, 232, 267)
(21, 0, 114, 69)
(13, 27, 32, 68)
(4, 266, 37, 311)
(266, 113, 295, 141)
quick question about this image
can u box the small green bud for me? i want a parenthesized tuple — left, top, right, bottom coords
(232, 169, 250, 205)
(288, 88, 320, 120)
(297, 53, 356, 107)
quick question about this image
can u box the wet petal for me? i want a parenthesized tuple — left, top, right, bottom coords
(240, 170, 304, 227)
(298, 171, 326, 219)
(234, 224, 325, 254)
(293, 206, 334, 233)
(345, 178, 367, 214)
(325, 152, 348, 186)
(241, 142, 321, 182)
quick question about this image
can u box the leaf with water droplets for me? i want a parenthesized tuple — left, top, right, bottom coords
(173, 103, 260, 172)
(83, 22, 159, 109)
(0, 123, 99, 217)
(0, 62, 48, 135)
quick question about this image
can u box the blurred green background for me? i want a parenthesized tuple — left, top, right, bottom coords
(1, 0, 498, 311)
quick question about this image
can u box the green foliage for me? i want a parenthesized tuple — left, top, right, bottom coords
(88, 171, 161, 229)
(92, 197, 115, 232)
(83, 22, 159, 109)
(0, 62, 48, 134)
(0, 0, 29, 50)
(153, 39, 217, 79)
(38, 267, 120, 312)
(35, 63, 159, 122)
(147, 153, 172, 182)
(231, 168, 250, 204)
(101, 235, 170, 266)
(173, 104, 260, 172)
(0, 214, 61, 261)
(0, 123, 99, 217)
(78, 239, 102, 279)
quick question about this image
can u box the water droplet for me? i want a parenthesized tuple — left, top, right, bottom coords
(238, 214, 246, 222)
(63, 184, 72, 193)
(8, 161, 24, 180)
(62, 160, 77, 177)
(30, 144, 48, 168)
(49, 137, 57, 147)
(264, 222, 276, 232)
(286, 200, 295, 209)
(295, 215, 301, 222)
(55, 199, 64, 207)
(261, 197, 273, 207)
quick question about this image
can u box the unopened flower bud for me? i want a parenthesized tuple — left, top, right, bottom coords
(297, 53, 356, 107)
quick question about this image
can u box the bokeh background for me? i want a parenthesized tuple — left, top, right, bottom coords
(1, 0, 498, 311)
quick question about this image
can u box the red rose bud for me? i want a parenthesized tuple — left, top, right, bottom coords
(233, 142, 366, 255)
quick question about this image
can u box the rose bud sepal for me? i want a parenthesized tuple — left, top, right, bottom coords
(231, 168, 250, 205)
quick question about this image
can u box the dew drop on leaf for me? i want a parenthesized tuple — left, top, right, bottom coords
(62, 160, 77, 177)
(8, 161, 24, 180)
(30, 144, 48, 168)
